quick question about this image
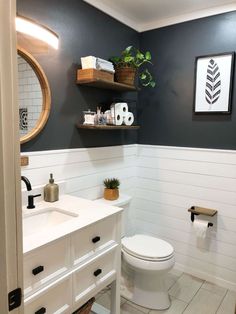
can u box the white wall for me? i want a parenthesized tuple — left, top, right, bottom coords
(21, 145, 137, 201)
(135, 145, 236, 291)
(21, 144, 236, 291)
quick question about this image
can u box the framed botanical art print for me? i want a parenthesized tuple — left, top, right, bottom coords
(193, 52, 235, 114)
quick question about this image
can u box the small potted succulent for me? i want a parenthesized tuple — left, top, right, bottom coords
(110, 46, 156, 88)
(103, 178, 120, 201)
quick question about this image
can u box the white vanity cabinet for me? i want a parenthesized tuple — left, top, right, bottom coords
(23, 206, 122, 314)
(24, 276, 72, 314)
(73, 247, 117, 307)
(24, 237, 70, 297)
(71, 215, 117, 266)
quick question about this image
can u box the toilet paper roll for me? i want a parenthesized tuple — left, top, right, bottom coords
(193, 219, 208, 238)
(123, 112, 134, 126)
(113, 102, 128, 114)
(110, 103, 128, 125)
(114, 112, 123, 125)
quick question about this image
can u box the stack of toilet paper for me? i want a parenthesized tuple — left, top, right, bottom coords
(109, 103, 134, 126)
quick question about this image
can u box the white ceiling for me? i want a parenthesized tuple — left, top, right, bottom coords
(84, 0, 236, 32)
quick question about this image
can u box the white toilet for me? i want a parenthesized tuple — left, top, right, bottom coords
(95, 194, 175, 310)
(122, 234, 175, 309)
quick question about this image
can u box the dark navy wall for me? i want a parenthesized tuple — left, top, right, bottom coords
(18, 2, 236, 151)
(138, 12, 236, 149)
(18, 0, 139, 152)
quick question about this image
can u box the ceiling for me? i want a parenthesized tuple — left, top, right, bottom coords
(84, 0, 236, 32)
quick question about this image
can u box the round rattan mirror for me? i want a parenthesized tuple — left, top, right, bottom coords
(17, 47, 51, 144)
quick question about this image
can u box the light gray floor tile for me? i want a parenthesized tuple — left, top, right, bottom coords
(96, 292, 111, 310)
(96, 291, 126, 310)
(216, 290, 236, 314)
(149, 296, 188, 314)
(183, 288, 225, 314)
(125, 300, 150, 313)
(201, 281, 227, 298)
(169, 273, 203, 303)
(95, 273, 234, 314)
(121, 302, 146, 314)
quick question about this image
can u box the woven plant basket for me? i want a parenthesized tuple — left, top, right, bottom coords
(104, 188, 119, 201)
(115, 67, 136, 86)
(74, 297, 95, 314)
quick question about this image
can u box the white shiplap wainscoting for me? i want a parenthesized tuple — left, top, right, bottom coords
(21, 145, 137, 201)
(21, 144, 236, 291)
(135, 145, 236, 291)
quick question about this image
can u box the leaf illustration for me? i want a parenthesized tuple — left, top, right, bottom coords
(205, 59, 221, 106)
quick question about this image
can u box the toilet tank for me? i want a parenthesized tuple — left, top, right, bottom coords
(94, 194, 132, 237)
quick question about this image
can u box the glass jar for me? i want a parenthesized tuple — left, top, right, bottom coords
(83, 110, 96, 125)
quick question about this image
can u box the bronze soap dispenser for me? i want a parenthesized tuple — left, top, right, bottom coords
(44, 173, 59, 202)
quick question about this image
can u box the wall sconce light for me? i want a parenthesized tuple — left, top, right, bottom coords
(16, 16, 59, 50)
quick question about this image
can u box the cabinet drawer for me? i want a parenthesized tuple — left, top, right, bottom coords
(24, 276, 72, 314)
(24, 237, 70, 296)
(72, 215, 117, 266)
(73, 248, 116, 306)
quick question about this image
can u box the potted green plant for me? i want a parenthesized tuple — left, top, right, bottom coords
(103, 178, 120, 201)
(110, 46, 156, 88)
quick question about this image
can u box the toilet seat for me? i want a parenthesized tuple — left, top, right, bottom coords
(122, 234, 174, 262)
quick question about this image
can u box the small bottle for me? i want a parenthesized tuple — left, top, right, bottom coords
(44, 173, 59, 202)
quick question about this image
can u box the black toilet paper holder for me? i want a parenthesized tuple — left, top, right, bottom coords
(188, 206, 217, 227)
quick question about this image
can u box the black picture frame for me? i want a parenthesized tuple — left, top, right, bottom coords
(193, 52, 235, 115)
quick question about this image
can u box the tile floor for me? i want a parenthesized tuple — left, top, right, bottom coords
(95, 270, 236, 314)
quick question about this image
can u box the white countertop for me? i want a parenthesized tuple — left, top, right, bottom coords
(23, 194, 122, 254)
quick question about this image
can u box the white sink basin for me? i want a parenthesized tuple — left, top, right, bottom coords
(23, 207, 78, 237)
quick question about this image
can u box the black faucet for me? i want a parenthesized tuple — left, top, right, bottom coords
(21, 176, 32, 191)
(21, 176, 41, 208)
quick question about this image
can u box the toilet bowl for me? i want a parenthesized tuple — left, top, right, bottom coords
(122, 234, 175, 310)
(95, 194, 175, 310)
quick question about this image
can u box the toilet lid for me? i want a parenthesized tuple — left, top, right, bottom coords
(122, 234, 174, 260)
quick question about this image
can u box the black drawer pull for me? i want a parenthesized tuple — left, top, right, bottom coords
(35, 307, 46, 314)
(32, 265, 44, 276)
(92, 236, 100, 243)
(94, 268, 102, 277)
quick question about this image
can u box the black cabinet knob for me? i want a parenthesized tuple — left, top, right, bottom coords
(93, 268, 102, 277)
(32, 265, 44, 276)
(92, 236, 100, 243)
(35, 307, 46, 314)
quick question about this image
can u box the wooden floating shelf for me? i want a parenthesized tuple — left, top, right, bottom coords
(188, 206, 217, 216)
(77, 124, 140, 130)
(76, 78, 137, 92)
